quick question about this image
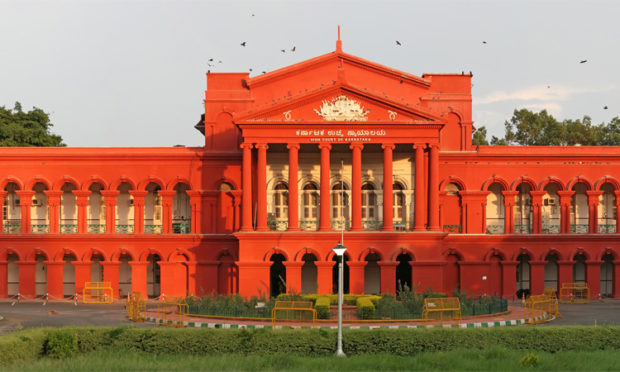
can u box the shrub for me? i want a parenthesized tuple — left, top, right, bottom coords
(45, 330, 78, 359)
(0, 328, 48, 365)
(315, 296, 331, 319)
(356, 297, 375, 319)
(519, 352, 539, 368)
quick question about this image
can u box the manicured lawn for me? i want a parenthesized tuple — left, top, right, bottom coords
(5, 348, 620, 371)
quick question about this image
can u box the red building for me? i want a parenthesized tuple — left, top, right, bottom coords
(1, 38, 619, 301)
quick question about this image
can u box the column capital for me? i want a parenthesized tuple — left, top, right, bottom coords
(318, 143, 332, 150)
(158, 190, 177, 198)
(15, 190, 35, 198)
(349, 142, 364, 150)
(413, 143, 426, 150)
(286, 143, 300, 150)
(381, 143, 395, 150)
(428, 143, 440, 150)
(44, 190, 63, 199)
(129, 190, 148, 198)
(254, 143, 269, 150)
(71, 190, 91, 199)
(240, 142, 253, 150)
(101, 190, 120, 199)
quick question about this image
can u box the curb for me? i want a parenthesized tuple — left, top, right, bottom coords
(142, 312, 549, 329)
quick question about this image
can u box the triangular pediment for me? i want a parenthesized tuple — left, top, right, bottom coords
(235, 84, 442, 124)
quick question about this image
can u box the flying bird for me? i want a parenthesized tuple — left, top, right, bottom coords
(547, 85, 551, 88)
(208, 58, 213, 62)
(218, 60, 222, 63)
(249, 68, 253, 72)
(291, 46, 296, 52)
(396, 40, 401, 46)
(240, 42, 247, 47)
(281, 49, 286, 53)
(604, 106, 608, 110)
(580, 59, 587, 64)
(482, 41, 487, 44)
(262, 71, 266, 74)
(251, 13, 255, 17)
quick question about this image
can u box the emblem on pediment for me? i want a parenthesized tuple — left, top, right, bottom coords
(313, 95, 370, 121)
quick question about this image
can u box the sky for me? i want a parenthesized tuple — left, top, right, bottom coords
(1, 0, 618, 147)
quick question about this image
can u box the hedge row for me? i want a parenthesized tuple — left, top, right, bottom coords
(3, 326, 620, 365)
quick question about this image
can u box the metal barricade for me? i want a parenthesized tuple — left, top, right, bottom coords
(559, 282, 590, 303)
(422, 297, 461, 322)
(156, 297, 188, 327)
(126, 292, 146, 322)
(271, 300, 316, 328)
(82, 282, 114, 304)
(525, 294, 557, 324)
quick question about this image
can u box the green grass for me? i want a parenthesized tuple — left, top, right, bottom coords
(5, 348, 620, 371)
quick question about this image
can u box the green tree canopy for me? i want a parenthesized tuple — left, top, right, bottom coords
(0, 102, 65, 146)
(473, 108, 620, 146)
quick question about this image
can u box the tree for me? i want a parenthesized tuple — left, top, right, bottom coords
(0, 102, 65, 146)
(472, 126, 489, 145)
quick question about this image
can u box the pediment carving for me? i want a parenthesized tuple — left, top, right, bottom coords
(313, 95, 370, 121)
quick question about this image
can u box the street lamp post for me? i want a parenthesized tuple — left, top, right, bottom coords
(332, 242, 347, 357)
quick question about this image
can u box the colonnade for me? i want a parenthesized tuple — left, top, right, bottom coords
(240, 142, 441, 232)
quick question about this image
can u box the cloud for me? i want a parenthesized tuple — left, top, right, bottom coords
(476, 85, 616, 105)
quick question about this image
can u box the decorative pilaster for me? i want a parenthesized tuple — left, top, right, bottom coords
(102, 261, 121, 299)
(159, 191, 176, 234)
(129, 261, 149, 298)
(558, 191, 574, 234)
(428, 143, 440, 231)
(502, 191, 518, 234)
(378, 261, 398, 294)
(315, 261, 335, 294)
(255, 143, 269, 231)
(381, 144, 395, 231)
(16, 191, 34, 233)
(413, 143, 426, 231)
(318, 144, 332, 231)
(0, 191, 5, 233)
(350, 143, 363, 231)
(240, 142, 254, 231)
(129, 191, 147, 234)
(530, 191, 546, 234)
(348, 260, 366, 294)
(44, 191, 62, 234)
(287, 143, 300, 231)
(101, 190, 119, 234)
(188, 190, 202, 234)
(283, 261, 303, 293)
(72, 190, 91, 234)
(586, 191, 603, 234)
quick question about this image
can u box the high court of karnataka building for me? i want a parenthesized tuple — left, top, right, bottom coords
(1, 38, 619, 301)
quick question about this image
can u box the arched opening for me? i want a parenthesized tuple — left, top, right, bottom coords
(7, 253, 19, 296)
(601, 253, 614, 297)
(364, 252, 381, 294)
(87, 183, 106, 233)
(392, 183, 407, 230)
(301, 253, 317, 294)
(395, 253, 412, 291)
(118, 253, 132, 297)
(488, 252, 503, 297)
(35, 253, 47, 297)
(516, 253, 530, 298)
(217, 252, 237, 295)
(146, 254, 161, 298)
(116, 182, 134, 233)
(598, 183, 616, 233)
(3, 182, 21, 233)
(169, 252, 189, 297)
(544, 253, 559, 293)
(301, 182, 319, 231)
(486, 183, 505, 234)
(269, 253, 286, 298)
(31, 182, 49, 233)
(144, 182, 162, 234)
(59, 183, 77, 233)
(269, 182, 288, 231)
(573, 253, 587, 283)
(331, 181, 350, 230)
(514, 183, 532, 234)
(172, 183, 191, 233)
(444, 253, 460, 294)
(90, 253, 104, 282)
(63, 253, 76, 297)
(332, 253, 350, 294)
(542, 183, 561, 234)
(361, 183, 378, 230)
(442, 183, 462, 233)
(570, 183, 588, 234)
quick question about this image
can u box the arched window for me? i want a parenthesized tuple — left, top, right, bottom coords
(393, 183, 406, 229)
(570, 183, 588, 234)
(486, 182, 505, 234)
(514, 183, 532, 234)
(361, 182, 378, 230)
(542, 183, 560, 234)
(273, 182, 288, 220)
(331, 181, 349, 229)
(3, 182, 21, 234)
(598, 183, 616, 233)
(301, 182, 319, 231)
